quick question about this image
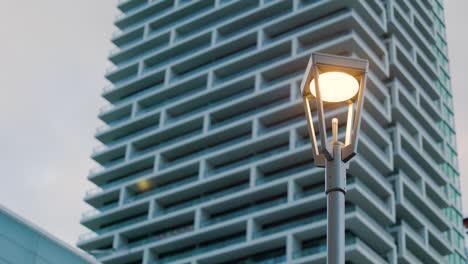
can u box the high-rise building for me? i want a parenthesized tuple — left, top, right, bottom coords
(77, 1, 465, 263)
(463, 218, 468, 261)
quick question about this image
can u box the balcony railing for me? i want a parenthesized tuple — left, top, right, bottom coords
(78, 214, 148, 243)
(109, 36, 145, 56)
(120, 225, 194, 252)
(103, 84, 115, 93)
(255, 255, 286, 264)
(202, 197, 288, 227)
(80, 222, 193, 257)
(112, 14, 147, 40)
(115, 1, 149, 22)
(106, 64, 118, 74)
(88, 157, 126, 176)
(95, 116, 131, 134)
(254, 211, 326, 238)
(293, 185, 323, 200)
(157, 183, 249, 216)
(81, 201, 119, 220)
(254, 206, 356, 239)
(158, 236, 245, 264)
(85, 167, 154, 198)
(118, 0, 133, 5)
(293, 236, 357, 259)
(125, 176, 198, 203)
(78, 232, 98, 242)
(92, 144, 109, 154)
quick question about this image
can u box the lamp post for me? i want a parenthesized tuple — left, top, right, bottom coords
(300, 53, 368, 264)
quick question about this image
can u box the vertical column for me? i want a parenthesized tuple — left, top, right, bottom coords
(288, 179, 299, 202)
(142, 248, 157, 264)
(194, 208, 203, 230)
(160, 108, 168, 128)
(207, 71, 215, 89)
(422, 226, 429, 247)
(290, 77, 301, 101)
(130, 101, 138, 118)
(247, 218, 259, 241)
(249, 167, 257, 188)
(252, 167, 262, 186)
(199, 160, 209, 179)
(257, 29, 264, 48)
(152, 200, 162, 217)
(292, 0, 300, 11)
(211, 29, 217, 47)
(138, 60, 145, 77)
(289, 128, 297, 150)
(291, 37, 298, 57)
(148, 199, 156, 219)
(254, 72, 262, 92)
(214, 0, 224, 7)
(153, 153, 162, 172)
(252, 118, 262, 138)
(169, 28, 177, 45)
(113, 233, 127, 250)
(143, 23, 150, 39)
(287, 234, 300, 262)
(119, 186, 127, 206)
(125, 143, 133, 161)
(203, 114, 210, 133)
(163, 67, 172, 88)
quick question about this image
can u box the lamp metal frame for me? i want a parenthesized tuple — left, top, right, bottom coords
(300, 53, 368, 167)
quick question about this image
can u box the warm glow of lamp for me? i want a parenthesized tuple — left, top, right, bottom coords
(136, 179, 151, 192)
(310, 72, 359, 102)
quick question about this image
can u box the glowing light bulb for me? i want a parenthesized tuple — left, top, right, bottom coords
(310, 72, 359, 102)
(137, 180, 151, 192)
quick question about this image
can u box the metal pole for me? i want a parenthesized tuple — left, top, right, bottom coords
(326, 141, 346, 264)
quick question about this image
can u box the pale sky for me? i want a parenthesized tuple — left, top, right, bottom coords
(0, 1, 466, 248)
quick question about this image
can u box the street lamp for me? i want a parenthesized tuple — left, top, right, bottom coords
(300, 53, 368, 264)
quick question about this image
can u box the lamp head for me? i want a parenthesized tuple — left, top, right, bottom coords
(300, 53, 368, 165)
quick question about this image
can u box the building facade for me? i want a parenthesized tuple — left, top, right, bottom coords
(0, 206, 97, 264)
(77, 0, 465, 263)
(464, 218, 468, 261)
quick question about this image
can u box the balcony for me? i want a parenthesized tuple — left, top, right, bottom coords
(112, 26, 145, 53)
(81, 201, 119, 221)
(293, 233, 357, 259)
(115, 0, 150, 22)
(156, 235, 246, 264)
(117, 0, 147, 13)
(157, 183, 250, 217)
(203, 197, 288, 227)
(115, 0, 174, 34)
(118, 225, 194, 254)
(109, 30, 171, 69)
(78, 214, 148, 243)
(85, 167, 152, 199)
(102, 66, 165, 104)
(255, 207, 356, 239)
(125, 175, 198, 204)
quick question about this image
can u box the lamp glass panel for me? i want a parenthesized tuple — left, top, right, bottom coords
(310, 71, 359, 102)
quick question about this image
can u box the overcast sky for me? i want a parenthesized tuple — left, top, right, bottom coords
(0, 0, 115, 245)
(0, 1, 467, 247)
(446, 1, 468, 220)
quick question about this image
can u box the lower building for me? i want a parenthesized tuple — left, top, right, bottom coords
(0, 205, 97, 264)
